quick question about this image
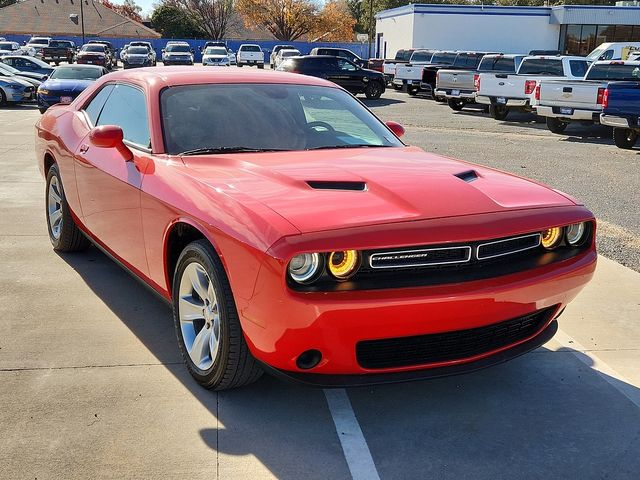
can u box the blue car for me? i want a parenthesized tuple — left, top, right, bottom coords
(37, 64, 107, 113)
(1, 55, 54, 76)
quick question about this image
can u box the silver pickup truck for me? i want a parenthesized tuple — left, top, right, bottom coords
(535, 60, 640, 133)
(435, 54, 525, 111)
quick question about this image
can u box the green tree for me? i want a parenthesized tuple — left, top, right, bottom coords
(151, 3, 205, 38)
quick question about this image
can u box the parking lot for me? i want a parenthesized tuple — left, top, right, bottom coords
(1, 90, 639, 479)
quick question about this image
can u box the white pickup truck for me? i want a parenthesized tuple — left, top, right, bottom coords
(383, 49, 415, 86)
(535, 60, 640, 133)
(476, 56, 590, 120)
(392, 49, 437, 92)
(237, 44, 264, 68)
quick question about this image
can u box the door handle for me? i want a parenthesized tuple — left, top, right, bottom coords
(79, 144, 89, 154)
(563, 87, 572, 93)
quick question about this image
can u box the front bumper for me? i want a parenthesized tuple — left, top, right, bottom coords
(536, 105, 600, 122)
(77, 58, 106, 66)
(4, 86, 35, 102)
(240, 241, 596, 379)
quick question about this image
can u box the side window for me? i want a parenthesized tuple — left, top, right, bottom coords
(337, 58, 357, 71)
(600, 49, 614, 60)
(570, 60, 589, 78)
(83, 84, 114, 126)
(96, 84, 150, 149)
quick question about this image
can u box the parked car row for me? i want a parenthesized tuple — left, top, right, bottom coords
(386, 41, 640, 150)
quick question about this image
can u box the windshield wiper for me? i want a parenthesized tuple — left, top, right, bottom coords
(306, 144, 390, 151)
(179, 146, 288, 155)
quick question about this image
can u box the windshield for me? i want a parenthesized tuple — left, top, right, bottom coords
(82, 45, 105, 53)
(518, 58, 564, 75)
(167, 44, 190, 53)
(0, 42, 15, 50)
(241, 45, 261, 52)
(50, 66, 103, 80)
(128, 47, 149, 55)
(478, 56, 517, 72)
(29, 38, 49, 45)
(453, 54, 483, 68)
(587, 45, 610, 61)
(430, 52, 457, 65)
(411, 51, 433, 63)
(161, 84, 403, 155)
(395, 50, 412, 61)
(586, 63, 640, 80)
(281, 50, 300, 57)
(205, 47, 227, 56)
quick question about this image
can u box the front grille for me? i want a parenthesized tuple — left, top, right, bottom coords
(370, 246, 471, 269)
(356, 306, 556, 369)
(477, 233, 541, 260)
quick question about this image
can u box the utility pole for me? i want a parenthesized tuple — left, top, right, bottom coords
(368, 0, 374, 58)
(80, 0, 85, 45)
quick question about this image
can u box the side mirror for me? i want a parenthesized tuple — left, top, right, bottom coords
(385, 121, 405, 138)
(89, 125, 133, 161)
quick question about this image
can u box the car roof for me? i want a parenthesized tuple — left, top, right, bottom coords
(101, 66, 337, 88)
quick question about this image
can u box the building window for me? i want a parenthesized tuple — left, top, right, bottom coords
(563, 24, 639, 55)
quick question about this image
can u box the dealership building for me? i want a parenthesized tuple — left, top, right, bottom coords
(375, 3, 640, 58)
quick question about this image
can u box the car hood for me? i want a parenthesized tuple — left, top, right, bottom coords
(182, 147, 575, 233)
(16, 71, 46, 81)
(41, 78, 94, 92)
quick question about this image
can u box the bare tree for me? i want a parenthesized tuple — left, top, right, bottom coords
(172, 0, 235, 39)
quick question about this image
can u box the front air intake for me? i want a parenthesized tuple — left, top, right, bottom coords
(306, 181, 366, 191)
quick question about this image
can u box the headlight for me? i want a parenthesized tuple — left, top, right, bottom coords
(288, 253, 322, 284)
(541, 227, 563, 250)
(566, 222, 588, 246)
(328, 250, 360, 280)
(38, 88, 50, 95)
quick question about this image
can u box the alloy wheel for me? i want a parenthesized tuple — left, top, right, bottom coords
(47, 175, 63, 240)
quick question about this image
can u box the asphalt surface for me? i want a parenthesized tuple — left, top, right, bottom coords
(362, 91, 640, 272)
(1, 89, 639, 480)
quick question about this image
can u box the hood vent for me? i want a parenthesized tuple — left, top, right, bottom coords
(454, 170, 479, 183)
(306, 181, 367, 191)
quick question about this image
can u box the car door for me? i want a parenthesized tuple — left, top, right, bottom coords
(74, 83, 151, 275)
(334, 58, 362, 91)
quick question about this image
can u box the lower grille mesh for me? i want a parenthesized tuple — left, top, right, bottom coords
(356, 306, 556, 369)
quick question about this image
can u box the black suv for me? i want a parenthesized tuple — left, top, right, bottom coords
(278, 55, 385, 99)
(309, 47, 367, 68)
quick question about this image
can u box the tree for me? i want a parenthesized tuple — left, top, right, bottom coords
(151, 3, 205, 38)
(102, 0, 143, 23)
(237, 0, 319, 41)
(312, 1, 356, 42)
(171, 0, 235, 40)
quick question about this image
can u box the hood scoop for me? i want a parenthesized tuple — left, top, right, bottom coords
(454, 170, 479, 183)
(306, 180, 367, 191)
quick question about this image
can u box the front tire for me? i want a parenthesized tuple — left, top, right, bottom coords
(490, 104, 509, 120)
(45, 164, 90, 252)
(613, 128, 638, 149)
(172, 240, 263, 390)
(0, 88, 7, 106)
(546, 117, 568, 134)
(258, 64, 264, 69)
(408, 87, 419, 96)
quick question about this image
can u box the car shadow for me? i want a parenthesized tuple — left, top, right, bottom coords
(58, 245, 640, 479)
(0, 103, 39, 111)
(361, 97, 405, 107)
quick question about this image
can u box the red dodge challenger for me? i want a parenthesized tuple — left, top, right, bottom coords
(35, 68, 596, 390)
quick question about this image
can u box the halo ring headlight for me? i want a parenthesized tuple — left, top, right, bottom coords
(288, 253, 322, 284)
(566, 222, 588, 246)
(328, 250, 360, 280)
(541, 227, 563, 250)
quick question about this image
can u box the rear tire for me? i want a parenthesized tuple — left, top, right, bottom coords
(489, 104, 509, 120)
(447, 98, 465, 111)
(172, 240, 263, 391)
(408, 87, 418, 96)
(258, 64, 264, 69)
(45, 163, 90, 252)
(365, 80, 383, 99)
(39, 107, 47, 114)
(546, 117, 568, 134)
(613, 128, 638, 149)
(0, 88, 6, 106)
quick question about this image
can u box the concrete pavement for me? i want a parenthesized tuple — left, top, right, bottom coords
(0, 100, 638, 479)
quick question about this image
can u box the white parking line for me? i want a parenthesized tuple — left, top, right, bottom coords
(555, 329, 640, 408)
(324, 388, 381, 480)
